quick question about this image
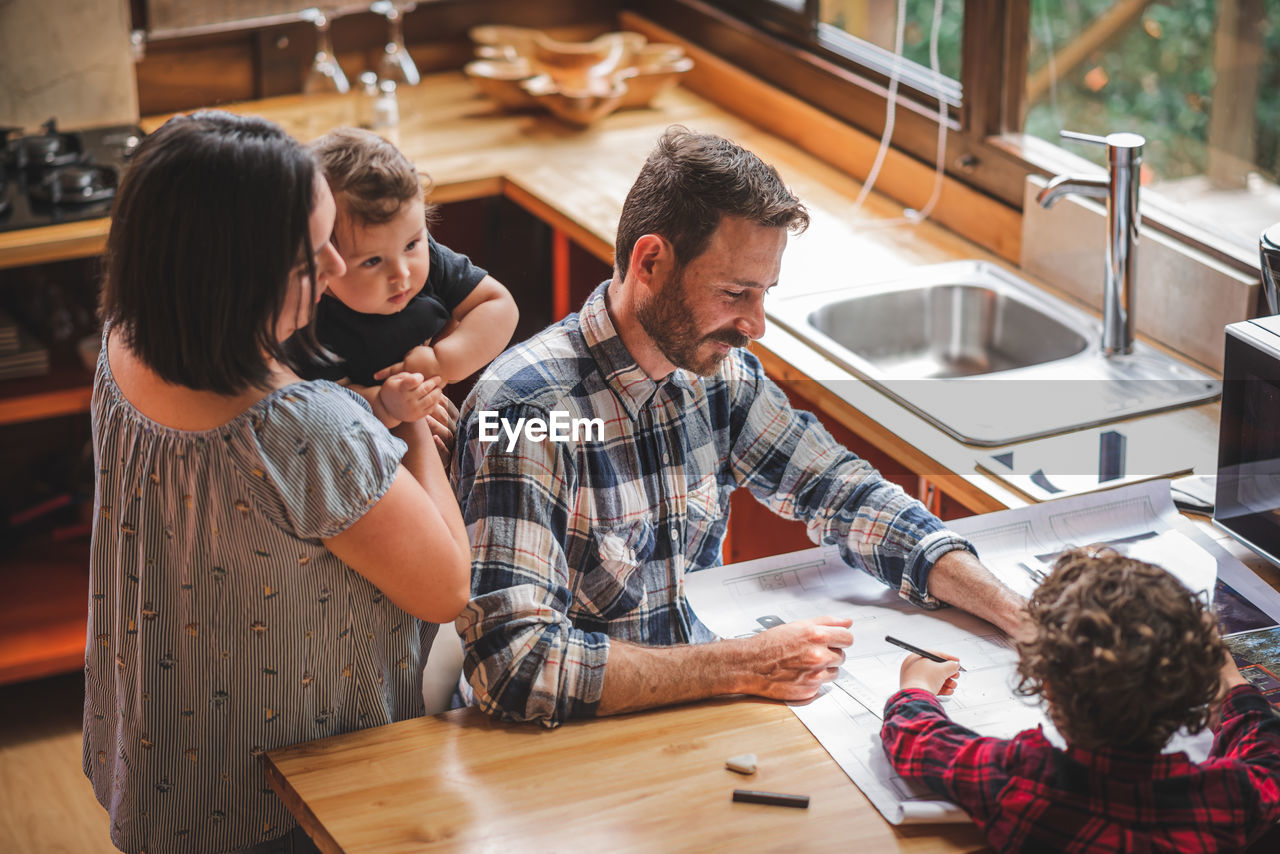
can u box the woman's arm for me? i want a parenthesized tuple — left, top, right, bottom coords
(323, 418, 471, 622)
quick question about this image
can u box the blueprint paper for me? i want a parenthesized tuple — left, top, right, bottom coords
(685, 480, 1280, 825)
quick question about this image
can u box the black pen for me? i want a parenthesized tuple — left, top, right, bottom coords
(884, 634, 966, 671)
(732, 789, 810, 808)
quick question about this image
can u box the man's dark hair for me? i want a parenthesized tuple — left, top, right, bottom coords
(614, 126, 810, 276)
(1016, 547, 1226, 752)
(310, 127, 437, 244)
(101, 110, 320, 394)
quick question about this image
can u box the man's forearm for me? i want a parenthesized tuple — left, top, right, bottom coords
(926, 549, 1031, 640)
(596, 616, 854, 716)
(596, 639, 749, 716)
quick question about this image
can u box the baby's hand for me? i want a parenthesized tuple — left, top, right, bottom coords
(899, 652, 961, 696)
(378, 372, 443, 424)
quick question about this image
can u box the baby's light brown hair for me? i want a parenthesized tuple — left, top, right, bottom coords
(1016, 547, 1226, 752)
(309, 127, 437, 243)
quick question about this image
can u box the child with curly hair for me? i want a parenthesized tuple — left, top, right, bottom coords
(880, 546, 1280, 853)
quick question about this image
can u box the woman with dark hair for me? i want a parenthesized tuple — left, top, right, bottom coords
(84, 110, 471, 854)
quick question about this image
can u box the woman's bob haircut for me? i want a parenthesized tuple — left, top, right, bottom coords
(101, 110, 321, 394)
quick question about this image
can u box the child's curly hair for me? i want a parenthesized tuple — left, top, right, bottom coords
(1015, 547, 1226, 752)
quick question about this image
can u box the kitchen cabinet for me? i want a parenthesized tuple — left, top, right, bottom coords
(0, 258, 101, 684)
(0, 259, 101, 428)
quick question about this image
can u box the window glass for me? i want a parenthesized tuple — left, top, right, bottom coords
(818, 0, 963, 82)
(1025, 0, 1280, 253)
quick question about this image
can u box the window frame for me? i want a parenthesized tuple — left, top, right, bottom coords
(628, 0, 1257, 273)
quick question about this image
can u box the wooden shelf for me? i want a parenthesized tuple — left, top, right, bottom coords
(0, 218, 109, 271)
(0, 363, 93, 427)
(0, 538, 89, 685)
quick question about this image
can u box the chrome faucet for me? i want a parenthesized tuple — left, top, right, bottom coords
(1036, 130, 1145, 356)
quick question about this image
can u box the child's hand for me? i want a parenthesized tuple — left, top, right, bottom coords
(899, 652, 961, 696)
(1219, 648, 1248, 691)
(1208, 649, 1248, 730)
(374, 344, 443, 385)
(379, 372, 443, 424)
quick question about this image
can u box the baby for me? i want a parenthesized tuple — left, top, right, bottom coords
(302, 127, 518, 426)
(881, 547, 1280, 853)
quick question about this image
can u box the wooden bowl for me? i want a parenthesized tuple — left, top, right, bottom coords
(464, 59, 538, 109)
(615, 57, 694, 110)
(531, 32, 630, 91)
(524, 75, 628, 126)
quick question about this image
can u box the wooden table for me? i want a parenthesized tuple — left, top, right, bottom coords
(264, 524, 1280, 854)
(265, 697, 988, 853)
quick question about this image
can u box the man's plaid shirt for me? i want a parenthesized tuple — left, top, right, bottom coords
(453, 283, 975, 726)
(882, 685, 1280, 852)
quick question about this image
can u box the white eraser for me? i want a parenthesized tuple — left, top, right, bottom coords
(725, 753, 758, 775)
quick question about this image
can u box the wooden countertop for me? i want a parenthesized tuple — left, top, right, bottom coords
(0, 69, 1221, 513)
(264, 697, 988, 854)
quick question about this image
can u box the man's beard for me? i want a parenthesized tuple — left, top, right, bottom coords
(635, 268, 750, 376)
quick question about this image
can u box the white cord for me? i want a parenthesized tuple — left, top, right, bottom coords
(850, 0, 949, 229)
(903, 0, 948, 223)
(1037, 4, 1061, 131)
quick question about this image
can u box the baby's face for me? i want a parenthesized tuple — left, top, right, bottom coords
(326, 199, 430, 315)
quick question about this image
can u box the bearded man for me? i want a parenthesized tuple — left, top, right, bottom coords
(452, 127, 1025, 726)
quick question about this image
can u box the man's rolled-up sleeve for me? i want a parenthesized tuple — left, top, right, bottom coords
(727, 353, 974, 607)
(453, 402, 609, 727)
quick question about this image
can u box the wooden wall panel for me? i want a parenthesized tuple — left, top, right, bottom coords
(136, 41, 257, 115)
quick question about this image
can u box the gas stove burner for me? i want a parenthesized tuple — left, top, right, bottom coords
(28, 163, 117, 206)
(7, 119, 83, 172)
(0, 120, 143, 232)
(96, 128, 142, 159)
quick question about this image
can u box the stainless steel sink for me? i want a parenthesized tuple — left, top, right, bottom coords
(805, 281, 1090, 378)
(770, 260, 1221, 446)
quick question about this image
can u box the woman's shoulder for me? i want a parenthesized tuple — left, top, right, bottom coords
(247, 380, 402, 460)
(255, 379, 378, 429)
(236, 381, 407, 539)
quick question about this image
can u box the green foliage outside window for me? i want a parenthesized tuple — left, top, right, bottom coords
(1025, 0, 1278, 185)
(823, 0, 1279, 186)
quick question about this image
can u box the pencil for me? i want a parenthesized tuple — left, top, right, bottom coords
(884, 635, 966, 671)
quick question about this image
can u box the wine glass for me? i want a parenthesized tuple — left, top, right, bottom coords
(370, 1, 420, 87)
(301, 7, 349, 94)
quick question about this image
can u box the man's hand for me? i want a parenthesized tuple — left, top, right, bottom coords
(375, 344, 442, 385)
(425, 394, 459, 466)
(737, 616, 854, 701)
(899, 652, 961, 696)
(378, 372, 442, 424)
